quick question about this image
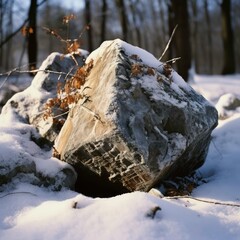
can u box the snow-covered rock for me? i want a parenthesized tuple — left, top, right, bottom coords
(1, 51, 87, 144)
(0, 51, 89, 191)
(55, 39, 218, 196)
(0, 116, 77, 191)
(216, 93, 240, 119)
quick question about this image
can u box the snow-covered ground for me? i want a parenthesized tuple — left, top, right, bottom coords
(0, 73, 240, 240)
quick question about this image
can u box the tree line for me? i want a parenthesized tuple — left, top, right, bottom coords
(0, 0, 239, 81)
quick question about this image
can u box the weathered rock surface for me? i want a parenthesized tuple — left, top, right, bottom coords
(216, 93, 240, 120)
(55, 39, 218, 195)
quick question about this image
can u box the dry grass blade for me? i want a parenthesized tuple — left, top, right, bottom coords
(159, 24, 178, 61)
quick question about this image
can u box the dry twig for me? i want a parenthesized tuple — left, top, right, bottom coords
(165, 195, 240, 207)
(159, 24, 178, 61)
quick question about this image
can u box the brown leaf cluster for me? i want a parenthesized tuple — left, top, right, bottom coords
(131, 63, 142, 77)
(66, 39, 80, 54)
(131, 64, 156, 78)
(43, 59, 94, 123)
(163, 63, 172, 78)
(21, 26, 34, 36)
(130, 54, 156, 78)
(63, 14, 76, 24)
(130, 54, 141, 61)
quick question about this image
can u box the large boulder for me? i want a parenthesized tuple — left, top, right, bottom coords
(55, 39, 218, 196)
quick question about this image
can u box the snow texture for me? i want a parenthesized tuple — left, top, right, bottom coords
(1, 61, 240, 238)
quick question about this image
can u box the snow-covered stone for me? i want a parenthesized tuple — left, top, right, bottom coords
(216, 93, 240, 119)
(1, 51, 87, 144)
(0, 52, 88, 191)
(0, 119, 77, 191)
(55, 39, 218, 196)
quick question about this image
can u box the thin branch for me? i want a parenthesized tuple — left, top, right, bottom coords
(165, 195, 240, 207)
(0, 68, 74, 77)
(159, 24, 178, 61)
(0, 0, 47, 49)
(165, 57, 181, 64)
(52, 110, 70, 119)
(0, 68, 75, 90)
(0, 191, 38, 198)
(80, 104, 104, 123)
(0, 70, 13, 89)
(0, 18, 29, 48)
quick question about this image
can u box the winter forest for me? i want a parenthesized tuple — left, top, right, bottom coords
(1, 1, 240, 240)
(0, 0, 239, 79)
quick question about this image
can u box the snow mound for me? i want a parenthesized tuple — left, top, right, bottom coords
(215, 93, 240, 119)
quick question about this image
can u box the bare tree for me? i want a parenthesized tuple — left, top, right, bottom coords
(115, 0, 128, 41)
(190, 0, 200, 73)
(0, 0, 5, 69)
(85, 0, 93, 52)
(27, 0, 38, 74)
(0, 0, 2, 35)
(5, 0, 14, 70)
(168, 0, 192, 82)
(221, 0, 235, 74)
(128, 0, 142, 46)
(100, 0, 108, 43)
(204, 0, 213, 74)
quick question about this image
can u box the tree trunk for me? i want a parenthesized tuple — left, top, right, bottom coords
(115, 0, 128, 41)
(204, 0, 213, 74)
(100, 0, 108, 44)
(158, 0, 167, 44)
(129, 0, 142, 46)
(221, 0, 235, 74)
(5, 0, 14, 70)
(167, 2, 175, 62)
(27, 0, 38, 74)
(0, 0, 4, 69)
(190, 0, 200, 74)
(168, 0, 192, 82)
(85, 0, 93, 52)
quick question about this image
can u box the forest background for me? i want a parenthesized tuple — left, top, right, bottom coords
(0, 0, 239, 82)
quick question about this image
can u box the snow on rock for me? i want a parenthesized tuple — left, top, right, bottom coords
(0, 52, 90, 191)
(55, 39, 218, 196)
(0, 116, 77, 190)
(1, 51, 88, 143)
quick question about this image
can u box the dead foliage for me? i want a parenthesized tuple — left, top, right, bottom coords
(43, 59, 94, 125)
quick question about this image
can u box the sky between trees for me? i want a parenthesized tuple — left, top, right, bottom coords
(0, 0, 239, 82)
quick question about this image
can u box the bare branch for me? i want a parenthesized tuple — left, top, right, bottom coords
(0, 68, 76, 90)
(165, 195, 240, 207)
(0, 191, 38, 198)
(0, 0, 47, 49)
(165, 57, 181, 64)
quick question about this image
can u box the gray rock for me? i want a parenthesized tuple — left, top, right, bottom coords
(55, 39, 218, 195)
